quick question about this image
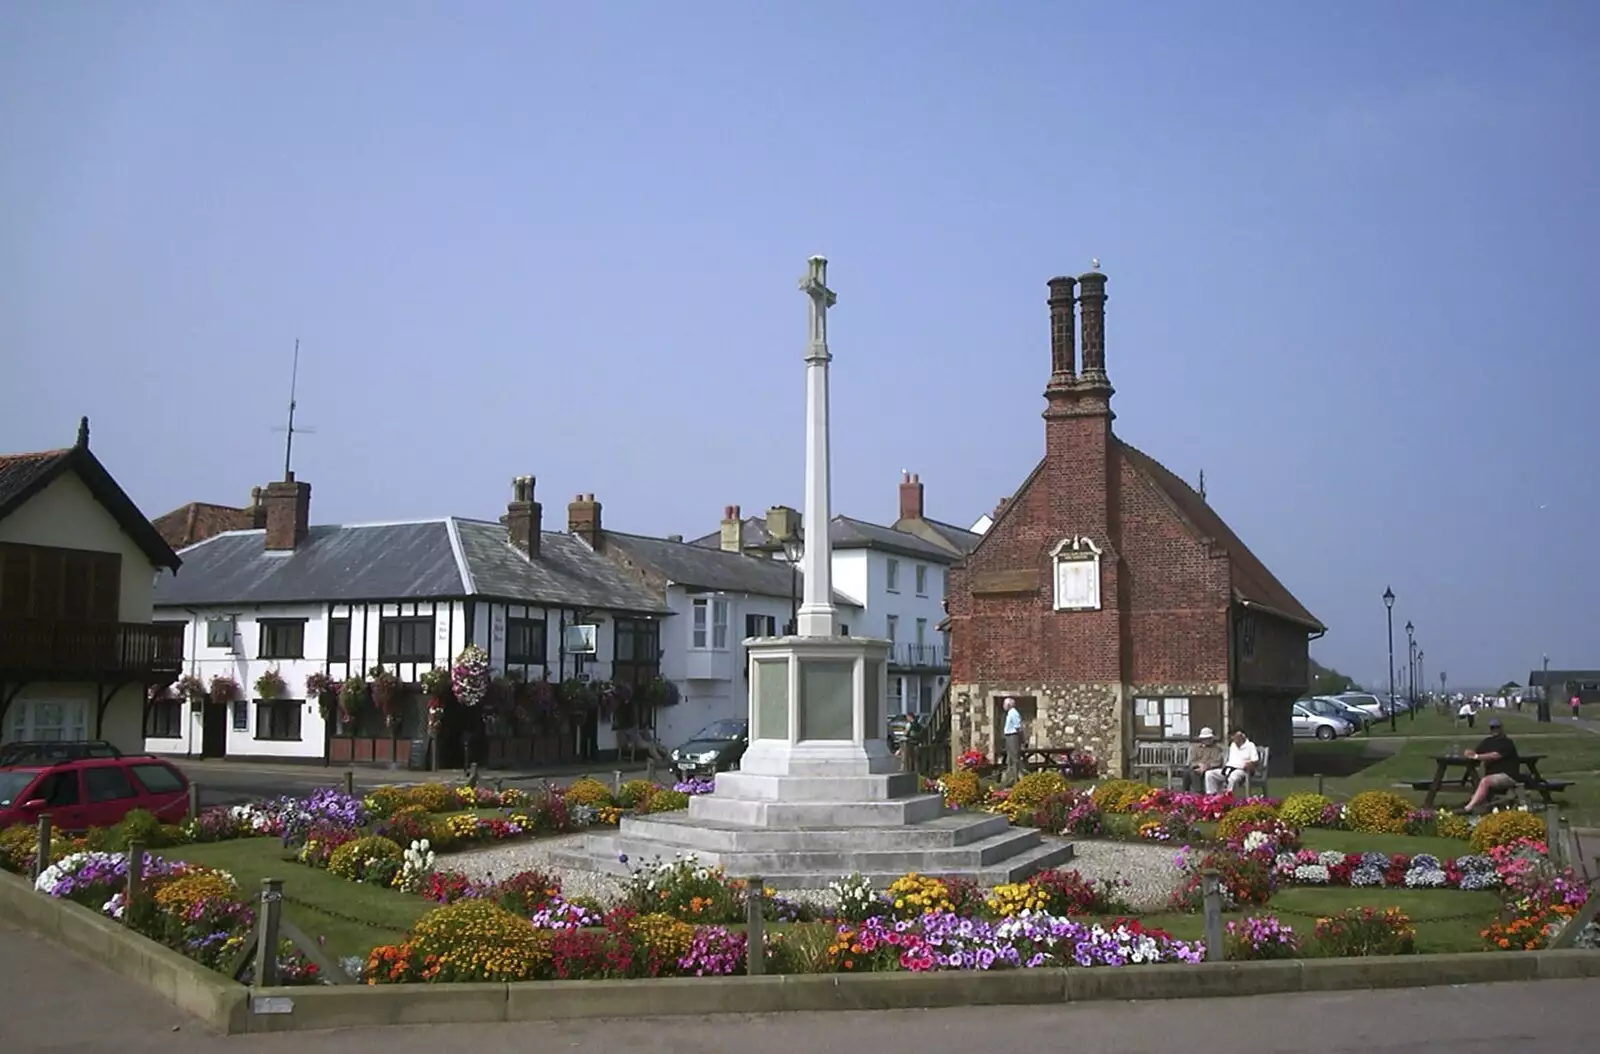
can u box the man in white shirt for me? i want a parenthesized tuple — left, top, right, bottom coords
(1001, 698, 1024, 786)
(1204, 730, 1260, 795)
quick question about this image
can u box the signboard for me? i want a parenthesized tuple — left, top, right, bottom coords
(563, 624, 598, 654)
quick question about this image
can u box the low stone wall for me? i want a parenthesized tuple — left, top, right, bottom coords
(2, 868, 1597, 1035)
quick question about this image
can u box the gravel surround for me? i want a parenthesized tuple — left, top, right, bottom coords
(437, 832, 1184, 911)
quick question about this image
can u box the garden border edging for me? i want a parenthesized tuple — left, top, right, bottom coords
(2, 869, 1596, 1035)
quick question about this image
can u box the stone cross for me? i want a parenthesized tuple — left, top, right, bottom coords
(796, 255, 838, 637)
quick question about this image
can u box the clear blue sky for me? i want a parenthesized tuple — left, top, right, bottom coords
(3, 2, 1595, 688)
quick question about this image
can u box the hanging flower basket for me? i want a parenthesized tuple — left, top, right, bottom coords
(208, 675, 240, 707)
(528, 676, 559, 732)
(253, 668, 286, 700)
(338, 675, 367, 725)
(557, 677, 597, 716)
(596, 680, 630, 721)
(175, 674, 207, 712)
(419, 666, 452, 704)
(305, 671, 336, 720)
(369, 666, 403, 731)
(451, 645, 490, 708)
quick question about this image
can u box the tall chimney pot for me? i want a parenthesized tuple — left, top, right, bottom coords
(507, 475, 542, 557)
(719, 505, 743, 553)
(567, 493, 602, 550)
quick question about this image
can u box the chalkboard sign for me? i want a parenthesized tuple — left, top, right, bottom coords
(406, 734, 431, 771)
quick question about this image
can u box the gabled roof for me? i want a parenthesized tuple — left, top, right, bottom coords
(0, 426, 182, 572)
(892, 514, 985, 557)
(690, 513, 959, 563)
(153, 517, 668, 615)
(602, 530, 859, 605)
(1119, 441, 1324, 632)
(152, 501, 254, 550)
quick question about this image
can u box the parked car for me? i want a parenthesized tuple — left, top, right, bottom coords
(1306, 696, 1375, 732)
(1334, 692, 1394, 720)
(670, 718, 749, 777)
(0, 752, 190, 832)
(1292, 702, 1353, 740)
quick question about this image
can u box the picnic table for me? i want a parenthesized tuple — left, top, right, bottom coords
(976, 747, 1084, 781)
(1410, 753, 1572, 807)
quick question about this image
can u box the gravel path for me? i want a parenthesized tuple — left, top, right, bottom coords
(436, 832, 1185, 910)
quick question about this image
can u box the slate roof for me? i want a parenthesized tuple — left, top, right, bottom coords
(155, 518, 669, 614)
(0, 422, 182, 572)
(603, 530, 858, 605)
(1119, 441, 1324, 631)
(921, 518, 984, 555)
(689, 514, 959, 563)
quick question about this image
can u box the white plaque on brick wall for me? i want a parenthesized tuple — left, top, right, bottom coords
(1051, 536, 1102, 611)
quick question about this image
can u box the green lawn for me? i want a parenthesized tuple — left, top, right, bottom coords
(1298, 828, 1469, 860)
(168, 838, 428, 962)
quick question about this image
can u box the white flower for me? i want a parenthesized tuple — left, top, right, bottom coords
(1292, 864, 1330, 884)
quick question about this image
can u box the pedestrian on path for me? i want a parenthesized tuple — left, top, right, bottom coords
(1572, 693, 1583, 720)
(1458, 698, 1476, 729)
(1001, 698, 1023, 786)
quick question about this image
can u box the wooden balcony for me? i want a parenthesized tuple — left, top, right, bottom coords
(0, 617, 185, 679)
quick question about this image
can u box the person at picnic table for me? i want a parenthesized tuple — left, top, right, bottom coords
(1185, 727, 1224, 793)
(1460, 717, 1521, 813)
(1204, 730, 1259, 795)
(1001, 697, 1024, 786)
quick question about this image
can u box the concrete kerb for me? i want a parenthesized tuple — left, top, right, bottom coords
(2, 867, 1598, 1034)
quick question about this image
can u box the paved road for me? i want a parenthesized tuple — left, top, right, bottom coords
(1, 918, 1594, 1052)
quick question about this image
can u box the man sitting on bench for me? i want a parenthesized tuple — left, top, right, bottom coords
(1205, 730, 1259, 796)
(1461, 717, 1520, 813)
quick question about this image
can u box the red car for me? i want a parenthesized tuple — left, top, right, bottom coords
(0, 753, 190, 832)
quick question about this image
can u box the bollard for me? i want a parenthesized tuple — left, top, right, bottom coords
(187, 782, 201, 821)
(1542, 807, 1562, 865)
(646, 757, 656, 783)
(467, 762, 480, 789)
(745, 875, 765, 976)
(33, 814, 51, 880)
(1200, 869, 1225, 962)
(342, 770, 355, 797)
(254, 878, 284, 987)
(613, 770, 623, 796)
(1316, 774, 1325, 797)
(124, 841, 146, 925)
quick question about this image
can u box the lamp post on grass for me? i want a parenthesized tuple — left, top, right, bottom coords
(1417, 649, 1424, 712)
(1405, 621, 1416, 722)
(781, 534, 803, 635)
(1383, 587, 1397, 733)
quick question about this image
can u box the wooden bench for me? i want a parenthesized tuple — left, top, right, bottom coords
(1130, 741, 1270, 797)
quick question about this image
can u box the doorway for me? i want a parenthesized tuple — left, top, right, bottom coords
(201, 703, 227, 758)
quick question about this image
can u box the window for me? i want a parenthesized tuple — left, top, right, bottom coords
(206, 618, 235, 648)
(32, 772, 80, 807)
(915, 565, 928, 596)
(691, 598, 729, 649)
(379, 616, 435, 663)
(255, 700, 302, 741)
(918, 681, 934, 713)
(915, 618, 927, 646)
(327, 618, 352, 662)
(885, 615, 899, 642)
(744, 614, 776, 639)
(258, 618, 306, 659)
(145, 699, 183, 738)
(8, 699, 88, 742)
(231, 699, 248, 731)
(129, 763, 184, 795)
(0, 542, 120, 621)
(888, 676, 905, 711)
(1133, 696, 1224, 741)
(614, 619, 659, 664)
(1238, 614, 1257, 661)
(84, 766, 137, 803)
(885, 559, 900, 593)
(506, 617, 548, 664)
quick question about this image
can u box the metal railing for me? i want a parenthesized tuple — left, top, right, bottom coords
(889, 642, 949, 669)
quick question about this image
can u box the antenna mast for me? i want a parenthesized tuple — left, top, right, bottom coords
(1197, 469, 1207, 501)
(273, 339, 316, 479)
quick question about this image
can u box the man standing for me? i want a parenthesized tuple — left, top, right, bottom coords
(1572, 693, 1583, 720)
(1204, 729, 1260, 796)
(1185, 728, 1224, 793)
(1001, 698, 1024, 786)
(1461, 717, 1522, 813)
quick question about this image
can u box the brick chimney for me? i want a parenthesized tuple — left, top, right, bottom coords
(897, 471, 924, 521)
(719, 505, 743, 552)
(263, 474, 311, 551)
(568, 493, 602, 550)
(1047, 275, 1077, 380)
(507, 476, 542, 557)
(765, 505, 800, 554)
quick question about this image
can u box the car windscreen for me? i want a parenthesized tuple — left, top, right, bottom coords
(0, 771, 39, 806)
(692, 720, 746, 741)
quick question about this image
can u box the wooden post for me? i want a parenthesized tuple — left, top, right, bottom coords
(341, 770, 354, 797)
(745, 875, 765, 976)
(1542, 807, 1563, 866)
(32, 814, 51, 880)
(187, 782, 201, 821)
(1556, 815, 1578, 873)
(1316, 774, 1325, 797)
(254, 878, 284, 988)
(124, 841, 146, 925)
(612, 770, 623, 796)
(467, 762, 480, 788)
(1201, 869, 1225, 962)
(645, 757, 656, 783)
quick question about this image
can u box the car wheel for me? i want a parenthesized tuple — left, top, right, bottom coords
(1316, 725, 1335, 741)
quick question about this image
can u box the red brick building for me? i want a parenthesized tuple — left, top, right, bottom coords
(946, 269, 1323, 776)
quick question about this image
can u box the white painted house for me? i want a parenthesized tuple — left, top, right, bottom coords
(147, 477, 672, 767)
(690, 473, 981, 720)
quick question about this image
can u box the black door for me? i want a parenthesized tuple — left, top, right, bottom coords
(201, 703, 227, 758)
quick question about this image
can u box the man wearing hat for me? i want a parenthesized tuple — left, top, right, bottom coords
(1186, 727, 1224, 793)
(1460, 717, 1522, 813)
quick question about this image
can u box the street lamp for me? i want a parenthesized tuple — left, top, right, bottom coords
(1383, 587, 1397, 732)
(1416, 649, 1424, 712)
(1405, 621, 1416, 722)
(781, 534, 804, 635)
(1540, 653, 1550, 723)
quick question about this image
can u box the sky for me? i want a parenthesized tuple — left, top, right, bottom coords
(2, 1, 1596, 689)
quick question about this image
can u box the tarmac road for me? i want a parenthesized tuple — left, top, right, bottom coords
(0, 918, 1594, 1053)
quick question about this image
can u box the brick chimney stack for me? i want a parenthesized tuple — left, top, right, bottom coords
(898, 471, 924, 521)
(765, 505, 799, 552)
(1076, 268, 1110, 385)
(263, 473, 311, 551)
(567, 494, 602, 550)
(719, 505, 743, 552)
(1047, 275, 1077, 381)
(507, 476, 542, 557)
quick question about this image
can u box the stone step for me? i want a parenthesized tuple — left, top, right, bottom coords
(687, 791, 946, 828)
(750, 840, 1078, 890)
(615, 810, 1013, 853)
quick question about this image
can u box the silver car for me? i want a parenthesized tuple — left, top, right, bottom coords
(1292, 702, 1353, 740)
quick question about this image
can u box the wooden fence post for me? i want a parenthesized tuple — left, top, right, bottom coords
(745, 875, 765, 976)
(1201, 869, 1225, 962)
(32, 814, 51, 880)
(645, 757, 656, 783)
(1542, 807, 1563, 866)
(612, 770, 623, 796)
(124, 841, 146, 926)
(187, 782, 201, 821)
(253, 878, 284, 988)
(341, 770, 354, 797)
(1316, 774, 1325, 797)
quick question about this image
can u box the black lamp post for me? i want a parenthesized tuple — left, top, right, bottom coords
(782, 535, 804, 636)
(1416, 649, 1425, 711)
(1539, 653, 1551, 723)
(1405, 621, 1416, 721)
(1383, 587, 1397, 732)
